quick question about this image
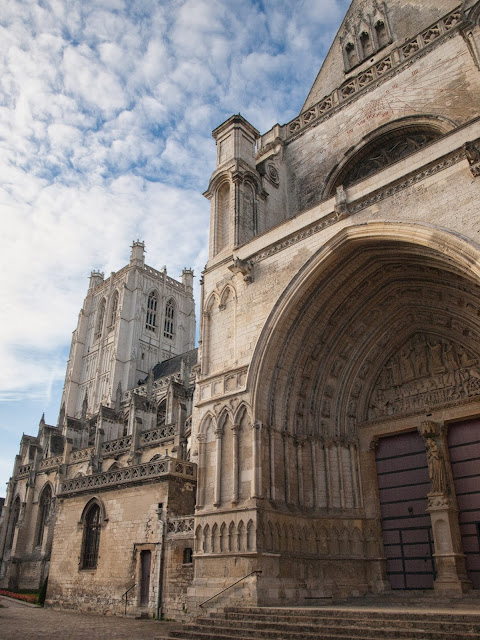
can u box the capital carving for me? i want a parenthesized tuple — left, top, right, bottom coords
(197, 433, 208, 444)
(427, 492, 452, 510)
(419, 420, 442, 439)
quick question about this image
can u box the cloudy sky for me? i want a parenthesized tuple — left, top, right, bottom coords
(0, 0, 350, 491)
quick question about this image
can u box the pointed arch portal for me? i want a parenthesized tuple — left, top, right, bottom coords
(251, 224, 480, 440)
(247, 224, 480, 591)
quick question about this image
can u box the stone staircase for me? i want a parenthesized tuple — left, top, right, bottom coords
(164, 605, 480, 640)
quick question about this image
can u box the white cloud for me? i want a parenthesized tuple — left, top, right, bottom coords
(0, 0, 350, 488)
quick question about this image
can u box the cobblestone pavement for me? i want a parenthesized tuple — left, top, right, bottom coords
(0, 598, 182, 640)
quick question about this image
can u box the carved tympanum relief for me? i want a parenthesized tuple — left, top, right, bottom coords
(368, 333, 480, 419)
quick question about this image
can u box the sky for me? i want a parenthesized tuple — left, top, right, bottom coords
(0, 0, 350, 492)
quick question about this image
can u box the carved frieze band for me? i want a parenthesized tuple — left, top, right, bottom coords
(198, 367, 248, 404)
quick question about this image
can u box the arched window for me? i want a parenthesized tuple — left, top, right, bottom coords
(96, 298, 106, 337)
(215, 182, 230, 254)
(164, 299, 175, 339)
(375, 20, 389, 48)
(36, 485, 52, 547)
(81, 502, 101, 569)
(7, 496, 21, 551)
(109, 291, 119, 327)
(145, 291, 158, 332)
(327, 122, 445, 195)
(345, 42, 357, 68)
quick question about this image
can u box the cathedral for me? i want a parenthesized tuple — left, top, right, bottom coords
(1, 0, 480, 620)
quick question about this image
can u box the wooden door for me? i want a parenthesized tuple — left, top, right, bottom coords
(376, 431, 435, 589)
(448, 419, 480, 588)
(140, 550, 152, 606)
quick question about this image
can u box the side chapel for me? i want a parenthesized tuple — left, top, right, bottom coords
(1, 0, 480, 618)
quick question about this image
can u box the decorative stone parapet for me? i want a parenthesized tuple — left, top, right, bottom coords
(167, 516, 195, 536)
(17, 464, 32, 477)
(58, 458, 196, 495)
(70, 447, 94, 463)
(101, 435, 132, 456)
(38, 456, 63, 471)
(139, 424, 176, 446)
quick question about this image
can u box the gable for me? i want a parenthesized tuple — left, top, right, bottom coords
(302, 0, 463, 112)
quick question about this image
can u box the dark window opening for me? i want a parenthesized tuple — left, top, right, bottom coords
(7, 497, 21, 551)
(164, 299, 175, 339)
(146, 292, 158, 332)
(183, 547, 193, 564)
(81, 503, 101, 569)
(36, 486, 52, 547)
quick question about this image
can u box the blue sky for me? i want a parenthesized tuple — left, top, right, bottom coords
(0, 0, 350, 492)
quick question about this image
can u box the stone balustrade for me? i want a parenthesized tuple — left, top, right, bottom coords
(139, 423, 176, 446)
(101, 436, 132, 456)
(167, 516, 195, 536)
(38, 456, 63, 471)
(58, 458, 196, 495)
(70, 447, 94, 463)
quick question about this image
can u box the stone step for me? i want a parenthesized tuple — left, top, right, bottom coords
(218, 612, 480, 633)
(224, 606, 480, 623)
(164, 605, 480, 640)
(178, 620, 480, 640)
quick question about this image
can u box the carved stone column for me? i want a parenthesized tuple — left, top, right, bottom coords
(296, 439, 304, 507)
(232, 423, 240, 504)
(214, 428, 223, 507)
(196, 434, 207, 509)
(251, 421, 262, 498)
(419, 420, 471, 593)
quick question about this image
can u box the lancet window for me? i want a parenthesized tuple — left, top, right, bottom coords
(7, 496, 21, 551)
(164, 299, 175, 339)
(146, 291, 158, 332)
(96, 298, 106, 338)
(36, 485, 52, 547)
(81, 502, 101, 569)
(109, 291, 119, 327)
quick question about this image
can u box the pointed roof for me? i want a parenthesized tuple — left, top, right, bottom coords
(302, 0, 463, 112)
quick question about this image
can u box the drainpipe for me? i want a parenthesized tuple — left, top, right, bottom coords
(156, 504, 166, 620)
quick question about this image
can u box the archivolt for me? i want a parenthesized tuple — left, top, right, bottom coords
(249, 223, 480, 439)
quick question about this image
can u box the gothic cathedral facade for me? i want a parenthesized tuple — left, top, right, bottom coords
(2, 0, 480, 618)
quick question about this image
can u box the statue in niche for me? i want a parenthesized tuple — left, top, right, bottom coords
(425, 438, 447, 495)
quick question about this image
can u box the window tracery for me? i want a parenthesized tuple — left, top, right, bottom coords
(164, 299, 175, 339)
(109, 291, 119, 327)
(146, 291, 158, 332)
(7, 497, 21, 551)
(96, 298, 106, 338)
(36, 485, 52, 547)
(81, 502, 101, 569)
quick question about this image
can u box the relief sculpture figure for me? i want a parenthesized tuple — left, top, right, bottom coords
(425, 438, 447, 494)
